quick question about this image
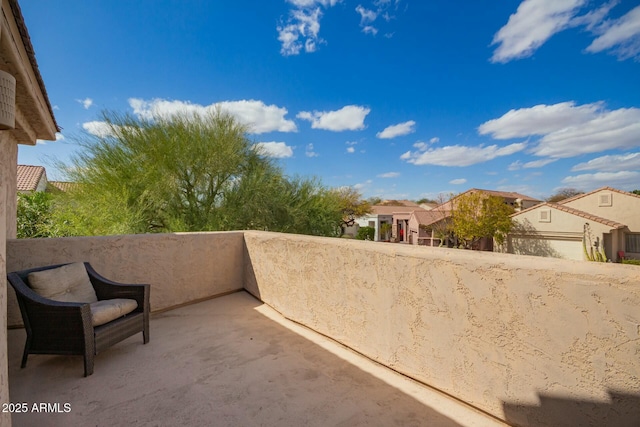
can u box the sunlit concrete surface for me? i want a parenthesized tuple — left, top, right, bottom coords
(8, 292, 505, 427)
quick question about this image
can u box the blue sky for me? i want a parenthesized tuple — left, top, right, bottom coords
(18, 0, 640, 200)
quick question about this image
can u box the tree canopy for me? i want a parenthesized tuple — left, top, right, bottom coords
(547, 188, 583, 203)
(54, 110, 344, 237)
(450, 192, 514, 249)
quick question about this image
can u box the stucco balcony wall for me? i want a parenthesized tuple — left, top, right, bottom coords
(5, 230, 640, 426)
(243, 230, 640, 426)
(6, 232, 245, 326)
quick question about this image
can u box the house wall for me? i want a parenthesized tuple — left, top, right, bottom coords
(244, 231, 640, 426)
(563, 190, 640, 231)
(0, 135, 14, 427)
(407, 215, 429, 245)
(510, 208, 614, 260)
(563, 190, 640, 259)
(6, 232, 245, 327)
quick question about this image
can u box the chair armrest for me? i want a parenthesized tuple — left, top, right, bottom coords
(8, 272, 91, 335)
(85, 263, 150, 313)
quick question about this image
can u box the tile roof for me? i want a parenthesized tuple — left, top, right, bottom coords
(558, 186, 640, 204)
(371, 205, 426, 215)
(17, 165, 46, 191)
(411, 210, 451, 227)
(48, 181, 76, 192)
(511, 202, 626, 229)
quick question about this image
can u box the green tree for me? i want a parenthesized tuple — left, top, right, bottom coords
(56, 109, 342, 236)
(332, 187, 371, 231)
(17, 192, 59, 238)
(451, 192, 514, 249)
(355, 226, 375, 241)
(632, 190, 640, 196)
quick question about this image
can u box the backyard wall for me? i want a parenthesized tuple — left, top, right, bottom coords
(243, 231, 640, 427)
(6, 232, 245, 327)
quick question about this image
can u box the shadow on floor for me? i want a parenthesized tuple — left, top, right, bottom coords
(503, 390, 640, 427)
(8, 292, 478, 427)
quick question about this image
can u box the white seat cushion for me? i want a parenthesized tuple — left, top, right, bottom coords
(28, 262, 98, 303)
(90, 299, 139, 326)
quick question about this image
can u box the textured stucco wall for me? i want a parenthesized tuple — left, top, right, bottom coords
(6, 232, 245, 327)
(243, 231, 640, 426)
(0, 135, 13, 427)
(564, 190, 640, 231)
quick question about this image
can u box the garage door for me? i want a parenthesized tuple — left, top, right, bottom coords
(511, 237, 583, 260)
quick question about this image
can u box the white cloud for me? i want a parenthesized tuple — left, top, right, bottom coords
(429, 137, 440, 144)
(401, 143, 526, 167)
(533, 107, 640, 157)
(305, 143, 319, 157)
(128, 98, 297, 134)
(36, 132, 65, 145)
(561, 171, 640, 190)
(356, 5, 377, 24)
(478, 101, 602, 139)
(278, 1, 341, 56)
(82, 121, 114, 138)
(362, 26, 378, 35)
(253, 142, 294, 158)
(377, 172, 400, 178)
(77, 97, 93, 109)
(346, 146, 355, 153)
(353, 179, 373, 190)
(571, 152, 640, 172)
(508, 160, 522, 171)
(297, 105, 370, 131)
(508, 158, 557, 170)
(586, 6, 640, 60)
(376, 120, 416, 139)
(479, 101, 640, 158)
(491, 0, 587, 63)
(449, 178, 467, 185)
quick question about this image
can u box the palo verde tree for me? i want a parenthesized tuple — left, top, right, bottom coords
(450, 191, 514, 249)
(55, 109, 343, 236)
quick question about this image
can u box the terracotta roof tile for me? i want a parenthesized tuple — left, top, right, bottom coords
(411, 210, 451, 226)
(17, 165, 45, 191)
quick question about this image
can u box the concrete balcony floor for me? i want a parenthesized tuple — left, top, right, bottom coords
(8, 292, 506, 427)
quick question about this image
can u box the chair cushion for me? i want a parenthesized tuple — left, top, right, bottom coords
(90, 299, 139, 326)
(28, 263, 98, 303)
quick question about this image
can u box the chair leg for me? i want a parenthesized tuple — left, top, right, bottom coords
(21, 337, 31, 368)
(143, 318, 149, 344)
(84, 351, 94, 377)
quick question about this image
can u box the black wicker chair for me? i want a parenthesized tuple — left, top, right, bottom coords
(7, 262, 150, 376)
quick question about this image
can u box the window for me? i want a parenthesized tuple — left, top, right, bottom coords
(626, 234, 640, 253)
(539, 209, 551, 222)
(599, 192, 612, 207)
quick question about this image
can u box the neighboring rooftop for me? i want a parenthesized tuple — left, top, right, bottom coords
(511, 202, 626, 229)
(16, 164, 46, 191)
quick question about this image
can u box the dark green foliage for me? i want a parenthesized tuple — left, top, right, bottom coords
(16, 192, 59, 238)
(355, 226, 375, 241)
(55, 109, 343, 237)
(622, 259, 640, 265)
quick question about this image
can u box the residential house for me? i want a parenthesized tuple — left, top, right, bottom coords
(353, 200, 426, 242)
(507, 187, 640, 261)
(408, 189, 542, 249)
(408, 209, 451, 246)
(16, 164, 47, 193)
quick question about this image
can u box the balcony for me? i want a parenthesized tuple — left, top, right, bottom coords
(6, 231, 640, 426)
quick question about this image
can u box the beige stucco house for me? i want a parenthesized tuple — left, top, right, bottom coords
(1, 0, 58, 424)
(507, 187, 640, 261)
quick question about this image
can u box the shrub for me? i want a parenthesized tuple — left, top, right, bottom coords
(355, 226, 375, 241)
(622, 259, 640, 266)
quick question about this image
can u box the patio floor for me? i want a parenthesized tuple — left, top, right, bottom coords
(8, 291, 506, 427)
